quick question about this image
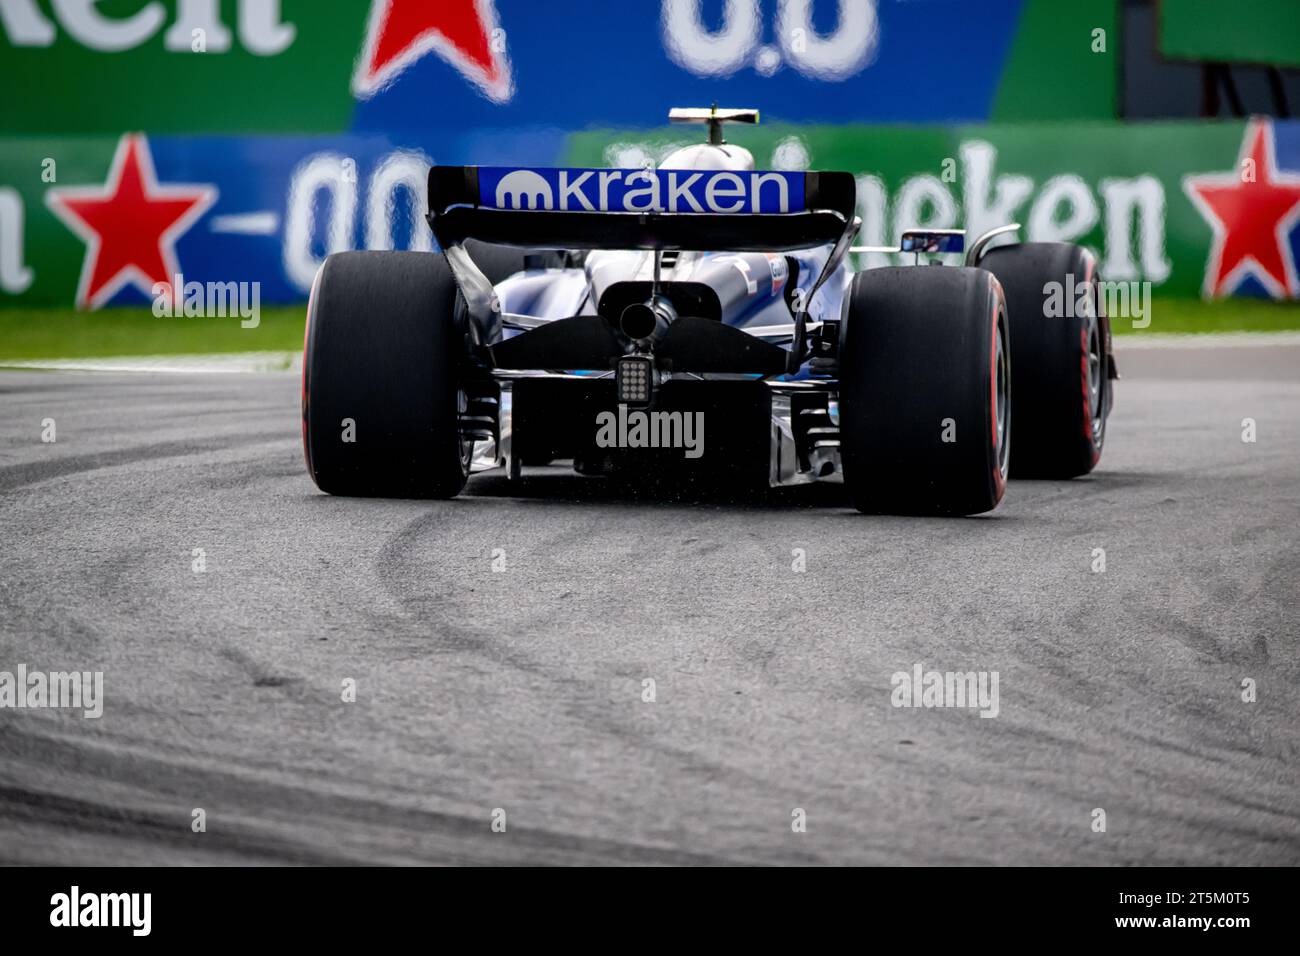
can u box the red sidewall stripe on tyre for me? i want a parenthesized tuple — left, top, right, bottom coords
(1079, 253, 1101, 466)
(988, 276, 1007, 505)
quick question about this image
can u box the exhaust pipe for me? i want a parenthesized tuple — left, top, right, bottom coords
(619, 295, 676, 344)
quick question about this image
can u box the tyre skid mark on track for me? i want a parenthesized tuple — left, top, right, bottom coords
(0, 783, 357, 866)
(366, 491, 842, 818)
(0, 432, 288, 493)
(0, 724, 741, 865)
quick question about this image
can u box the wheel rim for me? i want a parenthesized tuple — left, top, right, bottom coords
(995, 311, 1010, 479)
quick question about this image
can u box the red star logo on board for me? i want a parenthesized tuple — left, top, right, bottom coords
(45, 134, 217, 310)
(1184, 119, 1300, 299)
(352, 0, 513, 103)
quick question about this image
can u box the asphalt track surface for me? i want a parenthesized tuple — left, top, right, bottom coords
(1, 342, 1297, 866)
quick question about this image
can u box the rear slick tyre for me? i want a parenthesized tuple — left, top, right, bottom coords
(302, 251, 468, 498)
(980, 242, 1111, 479)
(839, 266, 1010, 516)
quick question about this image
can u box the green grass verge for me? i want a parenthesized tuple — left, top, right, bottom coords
(0, 297, 1297, 361)
(1113, 296, 1300, 336)
(0, 306, 306, 360)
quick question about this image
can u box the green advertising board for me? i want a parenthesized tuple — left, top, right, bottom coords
(0, 0, 370, 133)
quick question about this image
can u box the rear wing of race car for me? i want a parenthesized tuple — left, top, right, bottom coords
(426, 164, 859, 361)
(427, 165, 856, 252)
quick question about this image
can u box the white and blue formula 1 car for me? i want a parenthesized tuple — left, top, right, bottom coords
(303, 107, 1115, 515)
